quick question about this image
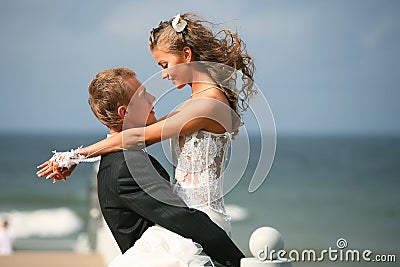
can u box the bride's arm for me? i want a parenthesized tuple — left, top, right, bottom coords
(125, 97, 231, 147)
(36, 127, 144, 181)
(79, 128, 144, 157)
(73, 105, 187, 157)
(37, 98, 231, 180)
(81, 98, 229, 152)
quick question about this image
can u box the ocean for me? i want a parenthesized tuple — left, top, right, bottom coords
(0, 133, 399, 266)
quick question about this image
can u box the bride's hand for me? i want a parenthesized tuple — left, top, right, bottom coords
(36, 160, 76, 183)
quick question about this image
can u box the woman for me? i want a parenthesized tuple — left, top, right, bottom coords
(38, 13, 255, 266)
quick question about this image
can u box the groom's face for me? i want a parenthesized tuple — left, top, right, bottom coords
(122, 77, 157, 129)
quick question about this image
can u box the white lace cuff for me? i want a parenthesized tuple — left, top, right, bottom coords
(50, 146, 100, 169)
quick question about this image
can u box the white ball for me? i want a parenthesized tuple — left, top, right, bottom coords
(249, 227, 284, 260)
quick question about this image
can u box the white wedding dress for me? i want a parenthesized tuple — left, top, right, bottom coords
(109, 130, 232, 267)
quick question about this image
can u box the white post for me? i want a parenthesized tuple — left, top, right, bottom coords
(241, 226, 292, 267)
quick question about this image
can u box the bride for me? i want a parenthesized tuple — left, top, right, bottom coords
(38, 13, 255, 266)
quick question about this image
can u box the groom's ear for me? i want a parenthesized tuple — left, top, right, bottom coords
(117, 106, 127, 119)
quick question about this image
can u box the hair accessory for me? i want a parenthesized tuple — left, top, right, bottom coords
(171, 13, 187, 33)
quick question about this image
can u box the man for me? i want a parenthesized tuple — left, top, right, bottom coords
(87, 68, 244, 266)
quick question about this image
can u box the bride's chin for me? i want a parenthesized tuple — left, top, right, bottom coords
(175, 83, 186, 89)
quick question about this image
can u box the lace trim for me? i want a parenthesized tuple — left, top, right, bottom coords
(50, 146, 100, 169)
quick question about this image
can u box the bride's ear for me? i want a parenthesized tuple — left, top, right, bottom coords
(183, 46, 193, 62)
(117, 106, 127, 119)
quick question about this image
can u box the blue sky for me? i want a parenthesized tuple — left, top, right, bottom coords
(0, 0, 399, 135)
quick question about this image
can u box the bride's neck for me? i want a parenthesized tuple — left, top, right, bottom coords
(191, 81, 218, 91)
(109, 128, 120, 135)
(190, 71, 216, 89)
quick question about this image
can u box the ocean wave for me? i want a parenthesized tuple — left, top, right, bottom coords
(225, 204, 249, 221)
(0, 207, 83, 239)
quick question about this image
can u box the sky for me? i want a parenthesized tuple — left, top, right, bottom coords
(0, 0, 399, 136)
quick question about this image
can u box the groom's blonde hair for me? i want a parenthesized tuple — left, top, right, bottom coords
(88, 68, 136, 131)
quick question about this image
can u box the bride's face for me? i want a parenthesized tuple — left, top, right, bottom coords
(123, 77, 156, 129)
(151, 47, 193, 89)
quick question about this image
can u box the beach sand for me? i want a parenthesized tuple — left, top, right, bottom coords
(0, 252, 106, 267)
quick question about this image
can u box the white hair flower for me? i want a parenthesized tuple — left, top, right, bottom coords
(171, 13, 187, 33)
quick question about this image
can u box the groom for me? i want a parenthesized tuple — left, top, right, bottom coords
(87, 68, 244, 266)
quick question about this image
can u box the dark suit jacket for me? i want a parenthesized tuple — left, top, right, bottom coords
(97, 150, 244, 267)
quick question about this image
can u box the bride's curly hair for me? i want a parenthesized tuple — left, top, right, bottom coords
(149, 13, 256, 123)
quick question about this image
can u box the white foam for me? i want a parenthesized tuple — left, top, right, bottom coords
(0, 207, 83, 239)
(226, 204, 249, 221)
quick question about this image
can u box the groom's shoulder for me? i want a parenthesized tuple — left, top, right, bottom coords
(99, 150, 148, 169)
(101, 150, 148, 162)
(104, 150, 154, 179)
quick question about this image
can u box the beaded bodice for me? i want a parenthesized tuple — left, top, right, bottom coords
(171, 130, 231, 218)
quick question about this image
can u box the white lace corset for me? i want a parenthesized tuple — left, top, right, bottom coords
(171, 130, 231, 219)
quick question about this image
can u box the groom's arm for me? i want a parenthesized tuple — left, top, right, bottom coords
(117, 150, 244, 267)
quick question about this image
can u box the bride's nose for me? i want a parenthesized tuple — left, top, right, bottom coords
(161, 69, 169, 79)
